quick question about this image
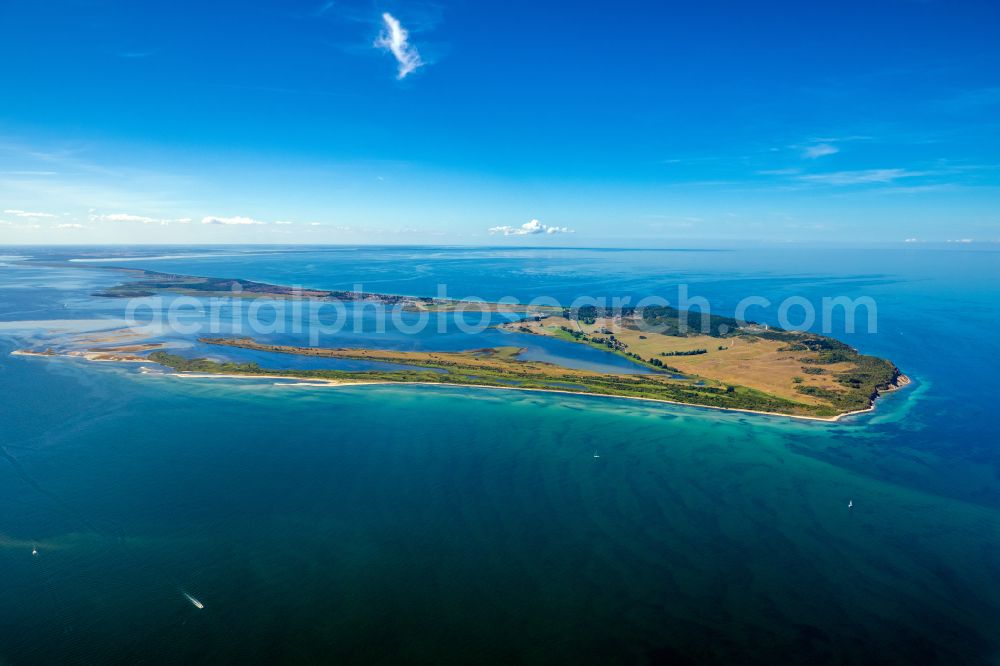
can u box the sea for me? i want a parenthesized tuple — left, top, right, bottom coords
(0, 245, 998, 664)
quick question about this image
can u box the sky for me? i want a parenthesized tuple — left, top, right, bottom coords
(1, 0, 999, 246)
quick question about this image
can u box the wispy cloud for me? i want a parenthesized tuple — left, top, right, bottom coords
(374, 12, 424, 79)
(0, 217, 46, 229)
(932, 87, 1000, 112)
(796, 169, 926, 186)
(879, 183, 958, 194)
(90, 212, 186, 225)
(802, 143, 839, 159)
(811, 135, 871, 143)
(95, 212, 156, 223)
(756, 168, 801, 176)
(0, 221, 42, 229)
(201, 215, 265, 226)
(56, 223, 86, 229)
(4, 209, 57, 218)
(488, 219, 574, 236)
(314, 1, 336, 17)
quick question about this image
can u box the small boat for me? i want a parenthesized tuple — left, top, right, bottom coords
(182, 591, 205, 609)
(31, 547, 38, 557)
(848, 500, 853, 509)
(593, 451, 600, 458)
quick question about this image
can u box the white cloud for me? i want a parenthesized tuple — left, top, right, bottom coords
(56, 223, 86, 229)
(4, 209, 57, 219)
(103, 213, 155, 223)
(374, 12, 424, 79)
(488, 219, 574, 236)
(796, 169, 925, 186)
(757, 168, 801, 176)
(904, 238, 919, 243)
(201, 215, 265, 226)
(314, 1, 336, 17)
(89, 212, 190, 226)
(802, 143, 839, 159)
(274, 220, 294, 225)
(0, 219, 43, 230)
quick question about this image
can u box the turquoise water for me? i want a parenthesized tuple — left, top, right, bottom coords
(1, 247, 999, 664)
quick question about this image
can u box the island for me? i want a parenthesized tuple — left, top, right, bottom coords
(64, 267, 910, 420)
(93, 269, 557, 312)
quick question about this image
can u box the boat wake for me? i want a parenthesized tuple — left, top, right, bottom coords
(181, 590, 205, 609)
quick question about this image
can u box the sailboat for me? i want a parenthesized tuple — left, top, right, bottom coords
(848, 500, 853, 509)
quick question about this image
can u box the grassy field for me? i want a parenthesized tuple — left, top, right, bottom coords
(502, 315, 862, 406)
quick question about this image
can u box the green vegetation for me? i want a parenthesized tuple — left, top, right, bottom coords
(560, 305, 743, 337)
(97, 272, 338, 299)
(96, 269, 557, 314)
(553, 326, 678, 372)
(147, 339, 847, 418)
(638, 306, 741, 337)
(508, 313, 905, 416)
(97, 267, 904, 419)
(148, 351, 445, 384)
(740, 329, 903, 411)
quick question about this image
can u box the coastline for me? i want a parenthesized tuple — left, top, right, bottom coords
(11, 348, 149, 363)
(13, 348, 910, 422)
(50, 264, 910, 422)
(141, 364, 912, 424)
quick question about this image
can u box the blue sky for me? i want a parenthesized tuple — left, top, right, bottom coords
(1, 0, 998, 245)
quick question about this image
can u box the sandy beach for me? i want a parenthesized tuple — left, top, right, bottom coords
(146, 365, 912, 423)
(14, 348, 909, 423)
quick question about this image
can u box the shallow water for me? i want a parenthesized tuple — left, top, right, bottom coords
(1, 246, 999, 664)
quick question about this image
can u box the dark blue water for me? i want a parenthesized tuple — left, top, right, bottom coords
(1, 246, 999, 664)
